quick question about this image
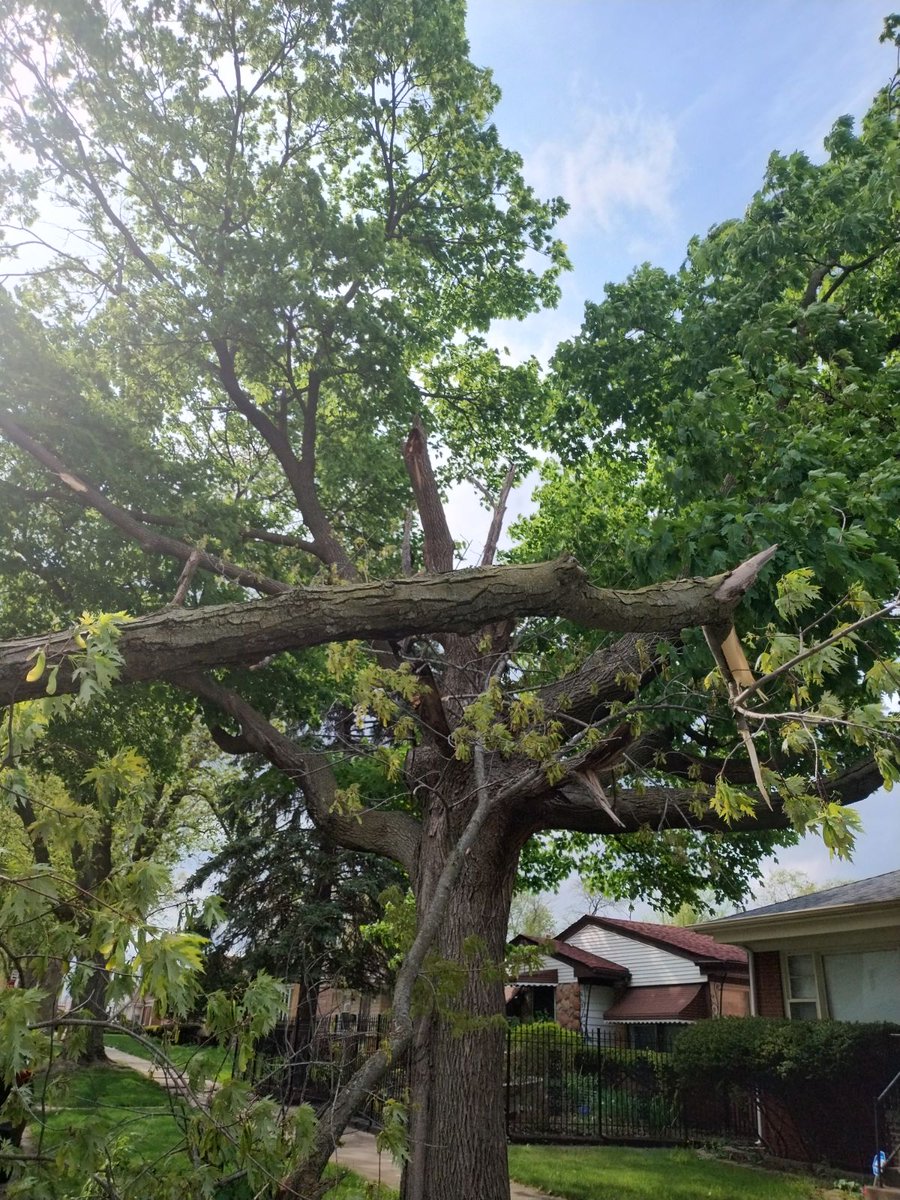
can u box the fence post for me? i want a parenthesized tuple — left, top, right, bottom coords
(505, 1024, 512, 1138)
(595, 1027, 602, 1141)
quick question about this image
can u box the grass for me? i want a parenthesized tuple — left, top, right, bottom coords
(105, 1032, 234, 1080)
(321, 1165, 398, 1198)
(27, 1062, 393, 1198)
(31, 1063, 187, 1169)
(29, 1064, 833, 1200)
(507, 1144, 826, 1200)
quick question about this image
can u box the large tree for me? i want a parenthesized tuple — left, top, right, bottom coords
(0, 3, 897, 1198)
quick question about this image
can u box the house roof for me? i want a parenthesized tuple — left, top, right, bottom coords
(703, 870, 900, 923)
(555, 915, 748, 968)
(515, 969, 558, 985)
(604, 983, 709, 1022)
(512, 935, 629, 982)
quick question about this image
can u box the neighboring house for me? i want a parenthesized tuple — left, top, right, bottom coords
(275, 982, 391, 1026)
(509, 915, 749, 1046)
(314, 984, 391, 1025)
(696, 868, 900, 1023)
(118, 991, 162, 1027)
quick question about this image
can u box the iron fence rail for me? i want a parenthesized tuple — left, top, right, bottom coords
(250, 1017, 757, 1146)
(505, 1023, 757, 1143)
(875, 1066, 900, 1185)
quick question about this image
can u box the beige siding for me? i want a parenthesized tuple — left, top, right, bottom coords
(580, 982, 616, 1032)
(542, 955, 578, 984)
(565, 925, 704, 986)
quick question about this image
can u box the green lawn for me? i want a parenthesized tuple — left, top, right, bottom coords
(321, 1166, 398, 1198)
(27, 1066, 835, 1200)
(31, 1063, 188, 1173)
(507, 1144, 825, 1200)
(105, 1032, 234, 1080)
(26, 1063, 393, 1199)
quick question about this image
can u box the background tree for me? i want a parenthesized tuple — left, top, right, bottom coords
(0, 5, 897, 1200)
(751, 867, 849, 906)
(507, 891, 556, 941)
(1, 681, 215, 1060)
(190, 759, 405, 1028)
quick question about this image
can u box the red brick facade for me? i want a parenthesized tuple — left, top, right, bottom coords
(754, 951, 785, 1017)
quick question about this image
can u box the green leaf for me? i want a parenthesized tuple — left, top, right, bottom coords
(775, 569, 821, 619)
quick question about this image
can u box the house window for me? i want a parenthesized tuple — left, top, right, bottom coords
(530, 986, 556, 1023)
(784, 953, 820, 1020)
(823, 950, 900, 1023)
(781, 949, 900, 1023)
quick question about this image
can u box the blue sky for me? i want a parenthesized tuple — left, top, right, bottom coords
(466, 0, 895, 361)
(454, 0, 898, 900)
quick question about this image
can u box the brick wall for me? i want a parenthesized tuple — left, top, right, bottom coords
(754, 951, 785, 1017)
(555, 982, 581, 1030)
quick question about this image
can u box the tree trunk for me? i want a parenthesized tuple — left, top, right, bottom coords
(401, 824, 519, 1200)
(78, 952, 110, 1064)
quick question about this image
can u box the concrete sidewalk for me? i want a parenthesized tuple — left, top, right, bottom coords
(332, 1130, 561, 1200)
(107, 1049, 560, 1199)
(104, 1046, 214, 1104)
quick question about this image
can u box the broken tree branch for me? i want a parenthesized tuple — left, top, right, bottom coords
(0, 551, 777, 706)
(403, 417, 454, 573)
(480, 464, 516, 568)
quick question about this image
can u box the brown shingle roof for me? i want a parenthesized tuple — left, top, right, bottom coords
(556, 915, 747, 967)
(512, 934, 629, 981)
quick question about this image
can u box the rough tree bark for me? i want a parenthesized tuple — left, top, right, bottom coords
(401, 802, 523, 1200)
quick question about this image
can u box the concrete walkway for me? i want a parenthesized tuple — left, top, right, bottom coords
(106, 1048, 561, 1199)
(331, 1129, 562, 1200)
(105, 1046, 214, 1104)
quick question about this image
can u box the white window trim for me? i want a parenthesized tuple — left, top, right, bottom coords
(780, 951, 830, 1019)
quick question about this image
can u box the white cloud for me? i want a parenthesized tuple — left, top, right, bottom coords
(527, 108, 678, 235)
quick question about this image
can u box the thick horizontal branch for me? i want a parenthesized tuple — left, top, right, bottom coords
(537, 755, 883, 836)
(0, 551, 774, 706)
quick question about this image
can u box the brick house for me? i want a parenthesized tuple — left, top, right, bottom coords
(508, 915, 749, 1045)
(696, 869, 900, 1023)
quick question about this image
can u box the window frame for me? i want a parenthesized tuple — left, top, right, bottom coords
(781, 951, 829, 1020)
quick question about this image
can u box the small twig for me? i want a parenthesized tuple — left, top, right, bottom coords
(733, 595, 900, 707)
(240, 527, 320, 556)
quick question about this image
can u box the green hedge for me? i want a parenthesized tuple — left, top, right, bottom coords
(673, 1017, 900, 1088)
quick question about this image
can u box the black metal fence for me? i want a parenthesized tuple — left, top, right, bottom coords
(875, 1067, 900, 1185)
(505, 1023, 757, 1144)
(249, 1017, 757, 1147)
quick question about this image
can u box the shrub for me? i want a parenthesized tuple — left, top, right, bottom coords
(673, 1017, 900, 1089)
(508, 1021, 586, 1082)
(575, 1044, 675, 1091)
(673, 1017, 900, 1171)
